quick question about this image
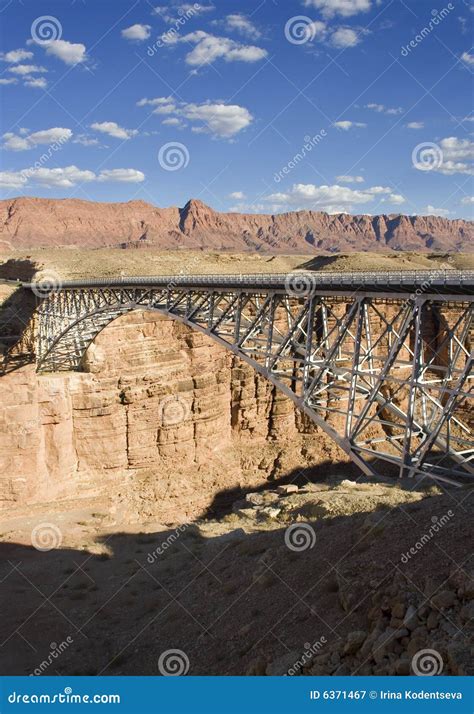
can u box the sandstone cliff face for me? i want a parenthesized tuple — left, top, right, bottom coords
(0, 197, 471, 253)
(0, 312, 346, 522)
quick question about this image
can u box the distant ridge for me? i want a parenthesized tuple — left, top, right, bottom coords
(0, 196, 472, 253)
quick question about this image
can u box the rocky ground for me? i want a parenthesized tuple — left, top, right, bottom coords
(0, 477, 472, 677)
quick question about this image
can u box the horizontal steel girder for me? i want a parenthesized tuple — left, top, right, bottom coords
(33, 284, 473, 485)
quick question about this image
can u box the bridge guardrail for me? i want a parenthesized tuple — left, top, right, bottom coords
(12, 269, 474, 291)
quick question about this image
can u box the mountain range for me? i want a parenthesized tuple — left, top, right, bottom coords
(0, 197, 472, 253)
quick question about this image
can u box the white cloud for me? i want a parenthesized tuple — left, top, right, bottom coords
(121, 24, 152, 41)
(8, 64, 47, 75)
(2, 127, 72, 151)
(330, 27, 361, 48)
(434, 136, 474, 175)
(138, 97, 253, 138)
(183, 102, 252, 137)
(154, 3, 214, 23)
(303, 0, 372, 17)
(461, 51, 474, 65)
(461, 196, 474, 204)
(29, 166, 97, 188)
(336, 174, 364, 183)
(301, 21, 365, 49)
(229, 191, 246, 199)
(0, 165, 145, 189)
(225, 14, 260, 39)
(1, 48, 34, 63)
(73, 134, 100, 146)
(262, 182, 400, 214)
(423, 205, 451, 217)
(0, 78, 18, 85)
(171, 31, 267, 66)
(90, 121, 138, 140)
(45, 40, 87, 65)
(97, 168, 145, 183)
(365, 103, 403, 115)
(406, 122, 424, 129)
(0, 171, 28, 189)
(152, 103, 176, 115)
(388, 193, 406, 205)
(24, 77, 47, 89)
(334, 120, 366, 130)
(161, 117, 184, 126)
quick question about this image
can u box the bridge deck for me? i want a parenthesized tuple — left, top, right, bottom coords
(15, 269, 474, 297)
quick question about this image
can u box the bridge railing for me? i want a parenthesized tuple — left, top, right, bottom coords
(16, 268, 474, 291)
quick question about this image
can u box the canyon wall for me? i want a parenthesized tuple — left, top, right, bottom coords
(0, 312, 346, 523)
(1, 197, 472, 253)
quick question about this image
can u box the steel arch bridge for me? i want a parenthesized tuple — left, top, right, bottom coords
(21, 271, 474, 485)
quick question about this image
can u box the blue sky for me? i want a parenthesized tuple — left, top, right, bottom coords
(0, 0, 473, 219)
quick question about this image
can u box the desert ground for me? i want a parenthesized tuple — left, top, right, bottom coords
(1, 248, 474, 283)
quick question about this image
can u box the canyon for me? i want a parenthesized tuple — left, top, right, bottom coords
(0, 281, 472, 678)
(1, 310, 348, 522)
(0, 197, 472, 253)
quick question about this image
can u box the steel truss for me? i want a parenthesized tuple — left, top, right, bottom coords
(35, 285, 473, 484)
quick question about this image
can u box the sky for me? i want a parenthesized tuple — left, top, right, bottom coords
(0, 0, 473, 219)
